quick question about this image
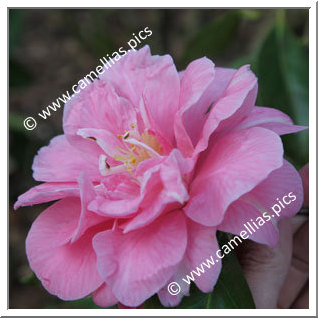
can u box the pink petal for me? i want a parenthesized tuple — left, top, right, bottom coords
(88, 196, 141, 218)
(174, 112, 195, 158)
(178, 70, 185, 80)
(218, 199, 279, 248)
(141, 56, 180, 144)
(244, 160, 304, 219)
(92, 283, 118, 308)
(64, 80, 136, 136)
(208, 67, 237, 102)
(32, 135, 100, 182)
(77, 128, 124, 159)
(175, 65, 236, 157)
(184, 127, 284, 226)
(71, 173, 107, 243)
(184, 220, 221, 292)
(100, 46, 156, 107)
(121, 151, 190, 233)
(101, 46, 180, 144)
(235, 106, 307, 135)
(174, 57, 215, 155)
(92, 210, 187, 307)
(120, 168, 165, 232)
(26, 198, 106, 300)
(14, 182, 79, 210)
(157, 262, 190, 307)
(63, 80, 136, 164)
(88, 173, 141, 217)
(194, 65, 258, 155)
(179, 57, 215, 111)
(118, 303, 143, 309)
(135, 156, 164, 177)
(158, 220, 221, 306)
(139, 96, 175, 151)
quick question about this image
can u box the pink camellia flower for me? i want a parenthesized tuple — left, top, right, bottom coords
(15, 46, 306, 308)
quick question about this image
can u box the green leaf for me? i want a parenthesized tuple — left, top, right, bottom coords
(177, 284, 213, 309)
(254, 12, 309, 167)
(19, 273, 39, 286)
(239, 9, 261, 21)
(142, 294, 166, 309)
(181, 11, 240, 67)
(209, 232, 255, 309)
(143, 231, 255, 309)
(9, 112, 29, 133)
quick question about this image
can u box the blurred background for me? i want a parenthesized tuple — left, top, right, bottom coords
(9, 9, 309, 309)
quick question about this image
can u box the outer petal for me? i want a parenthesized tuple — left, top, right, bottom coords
(184, 220, 221, 293)
(92, 283, 118, 308)
(26, 198, 105, 300)
(207, 67, 237, 102)
(141, 55, 180, 144)
(194, 65, 258, 155)
(157, 262, 190, 307)
(218, 199, 279, 248)
(71, 173, 107, 243)
(178, 64, 237, 146)
(14, 182, 79, 209)
(92, 211, 187, 307)
(178, 57, 215, 112)
(243, 160, 304, 219)
(157, 220, 221, 307)
(100, 46, 156, 107)
(235, 106, 307, 135)
(184, 127, 284, 226)
(63, 80, 136, 135)
(174, 57, 215, 156)
(63, 80, 136, 164)
(175, 64, 236, 157)
(101, 46, 180, 144)
(32, 135, 100, 182)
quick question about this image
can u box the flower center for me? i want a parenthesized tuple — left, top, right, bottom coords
(99, 124, 162, 175)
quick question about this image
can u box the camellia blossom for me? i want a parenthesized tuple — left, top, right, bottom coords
(15, 46, 306, 308)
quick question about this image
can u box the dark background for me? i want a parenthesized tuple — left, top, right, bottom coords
(9, 9, 309, 309)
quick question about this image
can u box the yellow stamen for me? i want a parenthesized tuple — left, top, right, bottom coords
(109, 129, 163, 174)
